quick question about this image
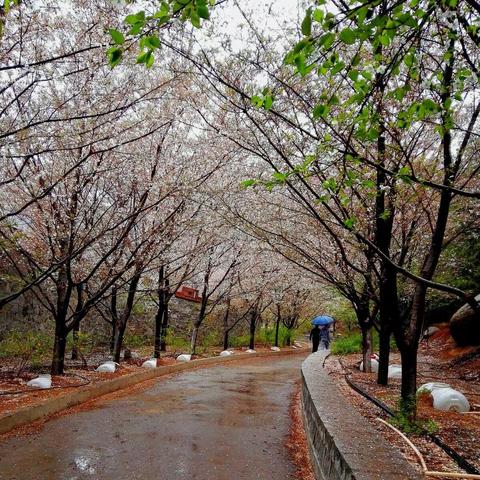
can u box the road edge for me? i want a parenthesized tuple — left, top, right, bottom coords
(301, 352, 422, 480)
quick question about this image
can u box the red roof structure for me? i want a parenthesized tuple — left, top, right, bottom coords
(175, 285, 202, 303)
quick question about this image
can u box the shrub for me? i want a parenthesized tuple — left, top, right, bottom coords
(123, 333, 151, 349)
(165, 328, 190, 352)
(229, 325, 297, 348)
(0, 330, 52, 373)
(66, 331, 94, 355)
(330, 331, 365, 355)
(330, 329, 397, 355)
(199, 330, 221, 352)
(391, 396, 439, 435)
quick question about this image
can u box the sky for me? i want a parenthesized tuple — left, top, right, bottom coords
(206, 0, 304, 53)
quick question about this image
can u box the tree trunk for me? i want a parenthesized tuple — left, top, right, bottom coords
(154, 305, 164, 359)
(71, 321, 80, 360)
(112, 271, 141, 363)
(191, 325, 199, 355)
(377, 266, 398, 385)
(113, 322, 127, 363)
(154, 265, 165, 359)
(399, 344, 418, 419)
(160, 299, 169, 352)
(223, 301, 231, 350)
(249, 318, 256, 350)
(51, 321, 67, 375)
(275, 305, 281, 347)
(360, 322, 373, 373)
(377, 322, 391, 384)
(51, 263, 71, 375)
(109, 322, 116, 355)
(70, 284, 84, 361)
(191, 280, 208, 355)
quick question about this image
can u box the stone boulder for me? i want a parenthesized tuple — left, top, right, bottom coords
(449, 293, 480, 346)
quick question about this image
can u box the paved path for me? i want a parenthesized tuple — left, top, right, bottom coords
(0, 354, 306, 480)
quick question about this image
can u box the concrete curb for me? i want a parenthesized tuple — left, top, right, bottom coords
(0, 347, 308, 435)
(301, 352, 422, 480)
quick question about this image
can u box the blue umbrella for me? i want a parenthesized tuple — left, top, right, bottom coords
(311, 315, 334, 326)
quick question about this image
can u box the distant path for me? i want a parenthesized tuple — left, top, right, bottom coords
(0, 354, 307, 480)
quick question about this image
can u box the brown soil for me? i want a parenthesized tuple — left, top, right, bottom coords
(286, 381, 316, 480)
(0, 356, 176, 416)
(326, 326, 480, 478)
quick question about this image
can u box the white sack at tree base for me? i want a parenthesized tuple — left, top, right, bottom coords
(359, 358, 379, 373)
(142, 359, 157, 368)
(176, 354, 191, 362)
(245, 349, 256, 353)
(387, 364, 402, 379)
(270, 346, 281, 352)
(96, 361, 118, 373)
(423, 326, 440, 337)
(417, 382, 451, 394)
(27, 374, 52, 389)
(219, 350, 234, 357)
(431, 387, 470, 412)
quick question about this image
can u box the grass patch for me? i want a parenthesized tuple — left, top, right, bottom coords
(229, 326, 296, 348)
(0, 330, 52, 372)
(330, 330, 397, 355)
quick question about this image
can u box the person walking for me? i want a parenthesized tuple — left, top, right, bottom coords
(309, 325, 321, 353)
(319, 325, 331, 350)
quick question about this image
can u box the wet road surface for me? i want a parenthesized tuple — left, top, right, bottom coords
(0, 354, 306, 480)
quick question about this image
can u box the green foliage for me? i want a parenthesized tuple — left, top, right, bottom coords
(228, 325, 296, 348)
(330, 329, 397, 355)
(3, 0, 21, 13)
(438, 230, 480, 293)
(251, 88, 274, 111)
(107, 0, 214, 68)
(123, 333, 151, 348)
(66, 331, 94, 355)
(0, 331, 51, 370)
(165, 328, 190, 351)
(391, 396, 439, 435)
(199, 330, 221, 352)
(331, 331, 369, 355)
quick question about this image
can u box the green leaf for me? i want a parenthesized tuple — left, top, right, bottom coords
(107, 47, 123, 67)
(197, 5, 210, 19)
(312, 8, 324, 22)
(339, 28, 356, 45)
(344, 217, 357, 230)
(313, 103, 330, 119)
(154, 2, 170, 18)
(272, 172, 288, 182)
(301, 8, 312, 36)
(146, 52, 154, 68)
(190, 11, 201, 28)
(319, 32, 335, 49)
(264, 95, 273, 111)
(136, 50, 153, 66)
(125, 11, 145, 25)
(251, 95, 264, 108)
(108, 29, 125, 45)
(144, 35, 161, 49)
(241, 179, 256, 189)
(379, 210, 391, 220)
(331, 60, 345, 75)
